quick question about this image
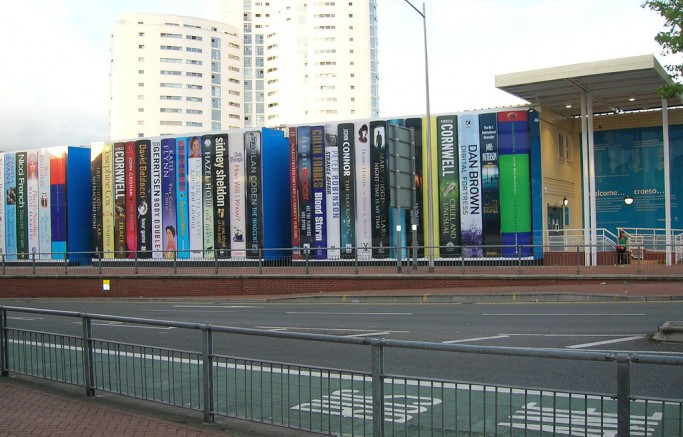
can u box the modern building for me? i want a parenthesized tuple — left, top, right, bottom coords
(109, 13, 244, 140)
(221, 0, 379, 128)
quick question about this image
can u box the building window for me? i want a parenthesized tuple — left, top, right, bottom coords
(138, 45, 145, 49)
(161, 33, 181, 38)
(160, 121, 182, 126)
(186, 96, 203, 102)
(138, 32, 145, 37)
(186, 84, 203, 90)
(186, 35, 203, 41)
(138, 108, 144, 112)
(161, 58, 182, 63)
(186, 122, 203, 127)
(186, 59, 202, 65)
(161, 95, 182, 100)
(160, 83, 181, 88)
(138, 121, 144, 125)
(160, 45, 182, 51)
(160, 108, 182, 113)
(186, 72, 203, 77)
(187, 109, 203, 115)
(161, 70, 182, 75)
(186, 47, 202, 53)
(138, 95, 144, 100)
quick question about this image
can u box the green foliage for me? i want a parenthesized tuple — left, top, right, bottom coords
(643, 0, 683, 98)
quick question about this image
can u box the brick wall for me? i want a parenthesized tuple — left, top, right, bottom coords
(0, 275, 614, 299)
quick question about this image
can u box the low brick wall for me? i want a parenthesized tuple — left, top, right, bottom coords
(0, 275, 632, 299)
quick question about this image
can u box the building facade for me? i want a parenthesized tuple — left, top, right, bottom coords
(109, 14, 244, 140)
(221, 0, 379, 128)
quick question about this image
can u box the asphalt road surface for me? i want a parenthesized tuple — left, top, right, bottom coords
(2, 299, 682, 398)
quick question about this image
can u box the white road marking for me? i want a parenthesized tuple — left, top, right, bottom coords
(482, 313, 645, 316)
(173, 305, 261, 309)
(442, 335, 510, 344)
(149, 310, 235, 313)
(8, 316, 42, 321)
(567, 336, 645, 349)
(344, 331, 392, 338)
(286, 311, 412, 316)
(73, 321, 175, 330)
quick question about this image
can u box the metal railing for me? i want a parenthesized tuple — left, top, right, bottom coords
(1, 305, 682, 436)
(0, 242, 681, 277)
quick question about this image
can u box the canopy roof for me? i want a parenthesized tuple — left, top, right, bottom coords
(495, 55, 682, 118)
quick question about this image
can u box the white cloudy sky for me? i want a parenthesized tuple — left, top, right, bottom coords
(0, 0, 672, 150)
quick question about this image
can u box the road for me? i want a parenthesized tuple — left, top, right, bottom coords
(3, 298, 682, 396)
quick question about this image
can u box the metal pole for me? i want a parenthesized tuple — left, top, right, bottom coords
(98, 251, 102, 275)
(214, 249, 218, 274)
(354, 246, 359, 274)
(371, 339, 385, 437)
(258, 249, 263, 274)
(31, 251, 36, 275)
(202, 327, 215, 423)
(134, 251, 138, 274)
(82, 316, 95, 397)
(403, 0, 434, 272)
(616, 354, 631, 437)
(662, 98, 672, 266)
(1, 308, 8, 376)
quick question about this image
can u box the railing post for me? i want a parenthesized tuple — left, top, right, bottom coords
(354, 247, 359, 275)
(1, 308, 9, 376)
(258, 249, 263, 274)
(202, 326, 215, 423)
(214, 248, 218, 274)
(576, 245, 581, 275)
(2, 253, 5, 276)
(64, 252, 68, 275)
(98, 251, 102, 275)
(461, 247, 465, 274)
(637, 245, 642, 275)
(173, 250, 177, 274)
(371, 339, 385, 437)
(305, 247, 310, 275)
(517, 245, 522, 274)
(134, 251, 139, 274)
(616, 354, 631, 437)
(81, 315, 96, 397)
(31, 251, 36, 275)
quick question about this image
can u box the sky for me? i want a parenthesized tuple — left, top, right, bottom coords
(0, 0, 674, 151)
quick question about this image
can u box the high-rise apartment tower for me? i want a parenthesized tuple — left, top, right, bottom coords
(109, 14, 244, 140)
(221, 0, 379, 128)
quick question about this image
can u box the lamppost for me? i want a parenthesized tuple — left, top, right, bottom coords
(402, 0, 434, 271)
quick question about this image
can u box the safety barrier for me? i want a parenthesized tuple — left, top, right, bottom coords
(0, 243, 681, 277)
(2, 305, 682, 436)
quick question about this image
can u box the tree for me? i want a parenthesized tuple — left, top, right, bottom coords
(643, 0, 683, 98)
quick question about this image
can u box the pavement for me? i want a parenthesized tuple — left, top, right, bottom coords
(1, 281, 682, 436)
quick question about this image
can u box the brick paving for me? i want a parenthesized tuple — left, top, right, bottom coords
(0, 378, 234, 437)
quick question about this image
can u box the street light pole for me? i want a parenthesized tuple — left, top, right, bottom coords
(403, 0, 435, 271)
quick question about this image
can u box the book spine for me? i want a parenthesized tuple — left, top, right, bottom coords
(338, 123, 356, 259)
(175, 138, 189, 259)
(437, 115, 460, 257)
(354, 121, 372, 259)
(49, 149, 66, 259)
(101, 144, 115, 258)
(113, 142, 127, 258)
(201, 135, 215, 257)
(161, 138, 177, 259)
(369, 121, 388, 258)
(297, 126, 312, 255)
(311, 126, 326, 259)
(325, 125, 340, 259)
(0, 155, 4, 256)
(150, 141, 163, 258)
(187, 136, 203, 258)
(15, 152, 28, 259)
(479, 112, 501, 256)
(136, 140, 151, 258)
(289, 127, 300, 259)
(213, 134, 230, 258)
(245, 131, 262, 259)
(26, 151, 40, 257)
(125, 142, 137, 258)
(227, 132, 245, 258)
(91, 144, 103, 254)
(458, 113, 483, 258)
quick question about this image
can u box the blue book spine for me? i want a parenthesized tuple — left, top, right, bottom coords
(161, 138, 177, 259)
(175, 138, 190, 258)
(5, 154, 17, 259)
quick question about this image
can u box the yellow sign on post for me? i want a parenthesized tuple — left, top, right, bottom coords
(103, 280, 110, 291)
